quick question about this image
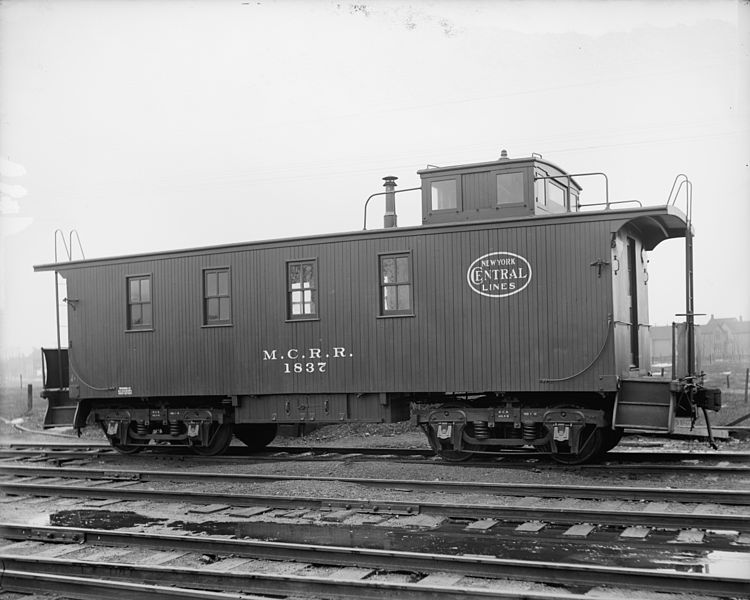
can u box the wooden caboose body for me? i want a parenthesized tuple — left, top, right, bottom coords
(36, 154, 719, 461)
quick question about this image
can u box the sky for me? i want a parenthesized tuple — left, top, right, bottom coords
(1, 0, 748, 359)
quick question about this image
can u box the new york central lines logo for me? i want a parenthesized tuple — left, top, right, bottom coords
(466, 251, 533, 298)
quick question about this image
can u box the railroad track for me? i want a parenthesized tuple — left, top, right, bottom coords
(2, 457, 748, 599)
(2, 461, 750, 503)
(2, 442, 749, 473)
(1, 464, 748, 532)
(1, 523, 747, 598)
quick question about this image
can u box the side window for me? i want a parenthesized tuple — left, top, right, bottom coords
(534, 176, 547, 206)
(127, 275, 152, 330)
(496, 172, 525, 205)
(380, 253, 412, 316)
(288, 260, 318, 319)
(547, 181, 567, 208)
(430, 179, 457, 210)
(204, 268, 231, 325)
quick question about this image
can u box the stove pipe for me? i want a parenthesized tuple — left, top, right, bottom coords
(383, 176, 398, 228)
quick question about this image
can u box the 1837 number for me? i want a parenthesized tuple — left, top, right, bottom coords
(283, 362, 327, 374)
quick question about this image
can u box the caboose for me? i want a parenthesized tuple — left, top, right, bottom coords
(36, 153, 720, 463)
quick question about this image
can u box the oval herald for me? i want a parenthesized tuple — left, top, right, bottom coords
(466, 251, 533, 298)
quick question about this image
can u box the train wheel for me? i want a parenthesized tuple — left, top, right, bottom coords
(437, 447, 474, 462)
(110, 441, 147, 454)
(421, 421, 475, 462)
(549, 425, 605, 465)
(191, 423, 233, 456)
(101, 422, 148, 454)
(233, 424, 278, 451)
(539, 402, 607, 465)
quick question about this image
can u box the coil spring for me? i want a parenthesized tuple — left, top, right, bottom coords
(522, 422, 536, 441)
(473, 421, 490, 439)
(135, 421, 147, 435)
(169, 422, 180, 436)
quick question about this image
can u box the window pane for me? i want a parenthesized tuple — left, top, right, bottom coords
(496, 172, 524, 205)
(131, 304, 142, 325)
(218, 271, 229, 296)
(302, 264, 314, 288)
(292, 290, 302, 303)
(431, 180, 457, 210)
(535, 178, 546, 205)
(397, 285, 411, 309)
(396, 257, 409, 282)
(219, 297, 230, 321)
(547, 182, 566, 207)
(129, 279, 140, 303)
(381, 258, 395, 283)
(205, 272, 218, 296)
(307, 290, 317, 314)
(383, 285, 397, 311)
(289, 264, 301, 288)
(291, 303, 302, 315)
(206, 298, 219, 321)
(141, 303, 152, 326)
(139, 278, 150, 302)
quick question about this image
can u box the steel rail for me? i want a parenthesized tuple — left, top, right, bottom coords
(1, 463, 748, 504)
(261, 446, 750, 463)
(0, 569, 264, 600)
(573, 463, 750, 474)
(398, 457, 750, 473)
(0, 545, 747, 598)
(0, 560, 592, 600)
(2, 480, 748, 532)
(4, 441, 750, 463)
(269, 446, 750, 463)
(1, 448, 748, 474)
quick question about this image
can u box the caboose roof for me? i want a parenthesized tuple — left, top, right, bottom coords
(34, 204, 688, 272)
(417, 156, 584, 191)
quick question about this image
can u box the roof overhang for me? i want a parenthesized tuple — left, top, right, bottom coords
(613, 205, 689, 250)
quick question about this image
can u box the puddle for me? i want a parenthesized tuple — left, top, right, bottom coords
(26, 513, 51, 527)
(650, 549, 750, 576)
(50, 510, 166, 530)
(703, 550, 750, 576)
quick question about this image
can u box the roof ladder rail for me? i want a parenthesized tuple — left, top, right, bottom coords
(54, 229, 86, 263)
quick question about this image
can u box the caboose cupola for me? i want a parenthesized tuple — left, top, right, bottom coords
(418, 152, 582, 225)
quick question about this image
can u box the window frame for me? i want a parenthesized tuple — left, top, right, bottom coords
(428, 177, 461, 213)
(125, 273, 154, 332)
(493, 170, 527, 207)
(286, 258, 320, 322)
(534, 169, 574, 212)
(534, 173, 547, 206)
(202, 266, 233, 328)
(546, 179, 568, 209)
(377, 250, 415, 318)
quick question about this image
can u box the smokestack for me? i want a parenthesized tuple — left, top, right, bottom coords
(383, 176, 398, 228)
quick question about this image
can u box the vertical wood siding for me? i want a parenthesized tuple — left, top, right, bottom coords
(66, 216, 625, 400)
